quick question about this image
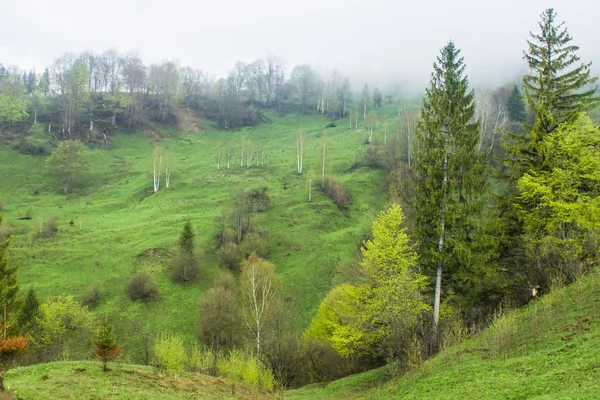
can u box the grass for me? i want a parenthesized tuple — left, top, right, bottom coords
(0, 104, 408, 351)
(3, 361, 274, 399)
(287, 267, 600, 399)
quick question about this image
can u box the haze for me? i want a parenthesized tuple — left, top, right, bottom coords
(2, 0, 599, 91)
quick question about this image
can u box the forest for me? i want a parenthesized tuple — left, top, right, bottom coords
(0, 7, 599, 399)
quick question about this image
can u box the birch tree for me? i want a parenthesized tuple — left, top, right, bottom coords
(316, 133, 329, 187)
(151, 148, 163, 193)
(296, 129, 304, 174)
(164, 152, 173, 188)
(414, 42, 486, 345)
(361, 84, 370, 120)
(241, 255, 277, 354)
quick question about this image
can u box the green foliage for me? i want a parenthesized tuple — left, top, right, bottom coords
(170, 218, 200, 282)
(217, 348, 275, 391)
(33, 295, 92, 361)
(517, 115, 600, 283)
(46, 140, 90, 194)
(414, 42, 489, 335)
(0, 215, 18, 312)
(126, 271, 159, 302)
(307, 205, 428, 363)
(82, 281, 103, 308)
(152, 332, 186, 375)
(17, 287, 40, 332)
(523, 8, 599, 139)
(94, 317, 121, 372)
(506, 85, 526, 123)
(240, 231, 269, 258)
(0, 77, 28, 126)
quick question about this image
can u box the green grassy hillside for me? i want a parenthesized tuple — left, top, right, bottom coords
(0, 107, 406, 348)
(3, 361, 273, 399)
(288, 267, 600, 399)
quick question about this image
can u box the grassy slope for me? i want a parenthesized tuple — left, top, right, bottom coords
(288, 267, 600, 399)
(0, 105, 407, 349)
(4, 361, 273, 399)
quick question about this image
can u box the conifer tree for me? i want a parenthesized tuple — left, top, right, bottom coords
(414, 42, 486, 344)
(506, 85, 526, 123)
(94, 317, 121, 372)
(0, 215, 18, 337)
(17, 287, 40, 331)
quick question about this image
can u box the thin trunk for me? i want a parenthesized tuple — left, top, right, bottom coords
(363, 98, 367, 120)
(165, 167, 170, 188)
(343, 98, 347, 117)
(308, 177, 312, 202)
(321, 141, 326, 187)
(217, 146, 221, 169)
(432, 150, 448, 346)
(34, 108, 37, 124)
(241, 142, 244, 167)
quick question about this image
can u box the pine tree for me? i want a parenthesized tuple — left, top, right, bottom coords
(94, 317, 121, 372)
(523, 8, 599, 140)
(0, 215, 18, 338)
(17, 287, 40, 331)
(414, 42, 487, 344)
(170, 217, 200, 282)
(179, 218, 195, 259)
(507, 85, 526, 123)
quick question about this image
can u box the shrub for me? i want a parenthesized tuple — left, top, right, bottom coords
(218, 241, 242, 271)
(262, 334, 305, 389)
(126, 271, 159, 302)
(0, 335, 29, 390)
(324, 176, 350, 212)
(36, 216, 59, 238)
(83, 281, 103, 308)
(240, 231, 268, 258)
(245, 186, 271, 212)
(153, 333, 186, 375)
(217, 348, 275, 391)
(188, 343, 214, 375)
(169, 255, 200, 283)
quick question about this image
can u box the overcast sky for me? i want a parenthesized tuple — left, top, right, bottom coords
(1, 0, 599, 91)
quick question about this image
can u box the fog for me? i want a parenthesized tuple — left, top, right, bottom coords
(2, 0, 599, 92)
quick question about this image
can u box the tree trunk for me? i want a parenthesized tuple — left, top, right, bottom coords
(432, 151, 448, 346)
(0, 369, 5, 391)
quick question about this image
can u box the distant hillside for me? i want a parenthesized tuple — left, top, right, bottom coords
(288, 267, 600, 399)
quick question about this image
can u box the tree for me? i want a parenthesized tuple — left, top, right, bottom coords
(241, 255, 277, 354)
(0, 335, 28, 391)
(51, 54, 90, 137)
(373, 88, 382, 108)
(316, 133, 329, 188)
(338, 77, 352, 117)
(17, 287, 40, 332)
(94, 317, 121, 372)
(47, 140, 89, 194)
(0, 73, 28, 127)
(414, 42, 487, 344)
(148, 61, 179, 122)
(517, 114, 600, 284)
(523, 8, 599, 140)
(198, 271, 242, 356)
(307, 205, 428, 364)
(361, 84, 370, 120)
(506, 85, 526, 123)
(151, 148, 162, 193)
(0, 215, 19, 337)
(296, 129, 304, 174)
(170, 218, 200, 282)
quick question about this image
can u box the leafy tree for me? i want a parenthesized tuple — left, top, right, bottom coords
(506, 85, 526, 123)
(0, 75, 28, 126)
(170, 218, 200, 282)
(414, 42, 487, 343)
(373, 88, 382, 108)
(152, 333, 185, 375)
(46, 140, 90, 194)
(0, 215, 18, 337)
(307, 204, 428, 364)
(17, 287, 40, 332)
(517, 115, 600, 284)
(241, 255, 277, 354)
(94, 317, 121, 372)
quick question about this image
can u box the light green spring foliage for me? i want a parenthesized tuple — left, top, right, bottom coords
(307, 204, 429, 359)
(0, 78, 28, 126)
(217, 348, 275, 391)
(517, 114, 600, 277)
(35, 295, 92, 346)
(46, 140, 90, 194)
(152, 333, 186, 375)
(187, 343, 213, 374)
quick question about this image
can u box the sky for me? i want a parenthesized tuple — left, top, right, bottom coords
(1, 0, 599, 91)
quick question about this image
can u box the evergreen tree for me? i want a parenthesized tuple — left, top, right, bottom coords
(170, 218, 200, 282)
(17, 287, 40, 331)
(0, 215, 19, 337)
(523, 8, 599, 140)
(179, 217, 195, 258)
(94, 317, 121, 372)
(414, 42, 487, 344)
(506, 85, 526, 123)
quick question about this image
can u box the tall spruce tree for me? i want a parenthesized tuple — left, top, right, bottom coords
(507, 85, 526, 123)
(414, 42, 486, 344)
(0, 215, 19, 336)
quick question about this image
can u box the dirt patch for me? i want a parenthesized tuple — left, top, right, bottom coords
(0, 391, 14, 400)
(173, 106, 202, 134)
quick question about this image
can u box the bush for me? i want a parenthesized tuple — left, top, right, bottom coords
(83, 281, 103, 308)
(217, 348, 275, 391)
(324, 176, 350, 212)
(153, 333, 186, 375)
(126, 271, 159, 302)
(262, 334, 306, 389)
(169, 255, 200, 283)
(218, 241, 242, 271)
(36, 216, 59, 238)
(244, 186, 271, 212)
(188, 343, 215, 375)
(240, 231, 268, 258)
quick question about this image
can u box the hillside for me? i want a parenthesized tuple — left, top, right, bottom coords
(0, 107, 400, 348)
(288, 267, 600, 399)
(2, 361, 273, 399)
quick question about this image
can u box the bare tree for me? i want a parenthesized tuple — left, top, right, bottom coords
(151, 148, 162, 192)
(51, 53, 90, 137)
(291, 65, 316, 114)
(338, 77, 351, 117)
(361, 84, 370, 120)
(296, 129, 304, 174)
(148, 61, 179, 122)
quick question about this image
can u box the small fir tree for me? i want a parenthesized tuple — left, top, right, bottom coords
(94, 318, 121, 372)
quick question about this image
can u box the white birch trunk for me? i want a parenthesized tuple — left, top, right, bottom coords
(432, 149, 448, 345)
